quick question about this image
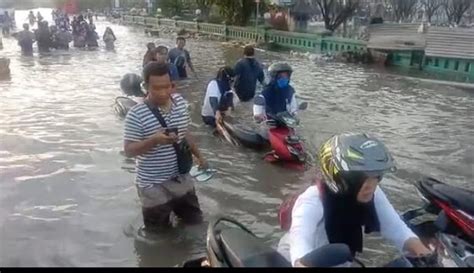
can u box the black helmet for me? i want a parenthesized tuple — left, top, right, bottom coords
(318, 132, 397, 195)
(216, 66, 235, 82)
(268, 62, 293, 80)
(120, 73, 144, 97)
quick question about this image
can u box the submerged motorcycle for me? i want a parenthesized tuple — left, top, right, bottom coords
(402, 177, 474, 267)
(218, 103, 309, 171)
(181, 215, 439, 268)
(114, 73, 144, 118)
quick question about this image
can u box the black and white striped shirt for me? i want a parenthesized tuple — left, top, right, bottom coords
(124, 94, 190, 188)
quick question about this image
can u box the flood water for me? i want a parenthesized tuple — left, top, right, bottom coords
(1, 10, 473, 267)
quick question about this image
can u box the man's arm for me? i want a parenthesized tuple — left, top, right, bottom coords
(185, 50, 195, 72)
(253, 95, 266, 122)
(289, 93, 299, 116)
(124, 137, 159, 158)
(257, 64, 265, 85)
(186, 132, 206, 168)
(233, 61, 242, 83)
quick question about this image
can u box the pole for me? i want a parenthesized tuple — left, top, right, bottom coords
(255, 0, 260, 42)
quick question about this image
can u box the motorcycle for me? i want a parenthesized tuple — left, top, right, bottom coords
(218, 103, 309, 171)
(181, 215, 440, 268)
(402, 177, 474, 267)
(114, 73, 145, 119)
(114, 96, 139, 118)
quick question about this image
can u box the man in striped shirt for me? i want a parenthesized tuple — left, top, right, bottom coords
(124, 62, 207, 231)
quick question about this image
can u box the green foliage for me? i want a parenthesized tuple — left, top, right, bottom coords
(215, 0, 256, 26)
(160, 0, 186, 17)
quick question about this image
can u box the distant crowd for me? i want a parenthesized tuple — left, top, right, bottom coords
(12, 9, 117, 56)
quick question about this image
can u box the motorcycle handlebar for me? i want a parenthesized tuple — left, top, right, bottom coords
(404, 253, 440, 268)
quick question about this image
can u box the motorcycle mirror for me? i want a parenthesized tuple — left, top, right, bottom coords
(298, 102, 308, 111)
(299, 244, 353, 267)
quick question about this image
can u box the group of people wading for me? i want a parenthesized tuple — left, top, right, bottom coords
(14, 9, 116, 56)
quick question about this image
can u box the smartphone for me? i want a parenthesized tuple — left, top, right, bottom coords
(165, 127, 178, 135)
(165, 127, 179, 142)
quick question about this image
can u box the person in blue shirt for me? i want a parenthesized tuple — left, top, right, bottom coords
(233, 45, 265, 102)
(253, 63, 298, 123)
(168, 37, 195, 79)
(153, 45, 179, 82)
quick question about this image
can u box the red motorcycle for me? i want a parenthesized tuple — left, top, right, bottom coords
(262, 111, 307, 170)
(402, 177, 474, 267)
(218, 103, 309, 171)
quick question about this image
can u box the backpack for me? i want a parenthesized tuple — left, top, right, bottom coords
(278, 173, 323, 231)
(174, 54, 186, 68)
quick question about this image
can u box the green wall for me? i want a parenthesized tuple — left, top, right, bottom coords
(122, 15, 474, 83)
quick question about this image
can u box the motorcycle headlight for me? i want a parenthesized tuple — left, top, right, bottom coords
(287, 145, 299, 156)
(288, 145, 306, 162)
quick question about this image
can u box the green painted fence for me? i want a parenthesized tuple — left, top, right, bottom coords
(424, 56, 474, 82)
(199, 23, 226, 36)
(122, 15, 364, 55)
(121, 15, 473, 83)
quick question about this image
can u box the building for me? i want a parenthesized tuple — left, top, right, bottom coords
(424, 27, 474, 81)
(367, 23, 426, 68)
(367, 23, 474, 82)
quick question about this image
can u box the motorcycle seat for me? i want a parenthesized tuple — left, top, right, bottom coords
(222, 117, 268, 149)
(420, 178, 474, 216)
(218, 228, 291, 267)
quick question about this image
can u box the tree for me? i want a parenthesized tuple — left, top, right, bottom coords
(421, 0, 443, 23)
(311, 0, 360, 32)
(159, 0, 185, 17)
(443, 0, 472, 25)
(215, 0, 255, 26)
(389, 0, 418, 22)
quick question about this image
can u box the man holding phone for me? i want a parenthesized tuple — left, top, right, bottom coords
(124, 62, 207, 231)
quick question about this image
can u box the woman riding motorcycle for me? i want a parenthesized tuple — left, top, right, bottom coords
(277, 133, 433, 267)
(201, 66, 235, 127)
(253, 63, 298, 123)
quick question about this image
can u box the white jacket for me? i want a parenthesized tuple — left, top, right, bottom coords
(277, 185, 418, 266)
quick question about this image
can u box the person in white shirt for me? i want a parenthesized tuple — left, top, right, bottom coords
(201, 66, 235, 127)
(277, 132, 433, 267)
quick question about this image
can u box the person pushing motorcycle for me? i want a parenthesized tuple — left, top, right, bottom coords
(277, 132, 434, 267)
(253, 63, 299, 123)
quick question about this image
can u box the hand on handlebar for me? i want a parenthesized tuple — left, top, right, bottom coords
(254, 114, 266, 123)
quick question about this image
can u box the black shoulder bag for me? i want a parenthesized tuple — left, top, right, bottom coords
(144, 100, 193, 175)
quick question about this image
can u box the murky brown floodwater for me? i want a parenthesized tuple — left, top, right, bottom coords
(1, 9, 473, 267)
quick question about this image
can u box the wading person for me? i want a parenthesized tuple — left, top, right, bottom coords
(153, 45, 179, 82)
(142, 42, 156, 67)
(201, 66, 235, 127)
(16, 24, 35, 56)
(233, 45, 265, 102)
(124, 62, 207, 231)
(103, 27, 116, 51)
(168, 37, 195, 79)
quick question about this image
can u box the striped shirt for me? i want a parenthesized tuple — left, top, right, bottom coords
(124, 93, 190, 188)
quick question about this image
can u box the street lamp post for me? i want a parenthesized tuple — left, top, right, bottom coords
(255, 0, 260, 42)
